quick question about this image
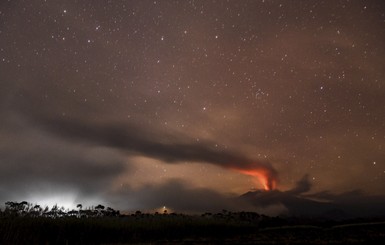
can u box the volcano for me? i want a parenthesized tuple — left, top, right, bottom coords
(239, 189, 385, 219)
(239, 189, 342, 218)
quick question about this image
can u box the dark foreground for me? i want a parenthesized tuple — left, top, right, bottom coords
(1, 213, 385, 244)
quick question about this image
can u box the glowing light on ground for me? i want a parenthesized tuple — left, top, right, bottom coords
(26, 192, 78, 210)
(25, 192, 101, 210)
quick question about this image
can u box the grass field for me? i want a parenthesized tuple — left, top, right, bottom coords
(1, 213, 385, 244)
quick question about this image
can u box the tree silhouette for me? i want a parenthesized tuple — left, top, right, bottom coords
(2, 201, 119, 218)
(95, 204, 105, 216)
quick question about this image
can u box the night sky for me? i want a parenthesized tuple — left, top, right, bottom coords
(1, 0, 385, 214)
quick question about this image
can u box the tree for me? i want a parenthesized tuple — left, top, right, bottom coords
(95, 204, 105, 216)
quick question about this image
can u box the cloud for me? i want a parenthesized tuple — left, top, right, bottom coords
(0, 112, 278, 210)
(0, 115, 128, 203)
(28, 115, 278, 187)
(286, 174, 312, 195)
(107, 179, 257, 213)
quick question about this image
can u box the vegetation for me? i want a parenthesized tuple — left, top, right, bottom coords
(0, 201, 384, 244)
(2, 201, 120, 218)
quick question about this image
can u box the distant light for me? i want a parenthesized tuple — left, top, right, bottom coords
(27, 192, 77, 210)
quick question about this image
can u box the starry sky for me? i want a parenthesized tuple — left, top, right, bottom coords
(1, 0, 385, 213)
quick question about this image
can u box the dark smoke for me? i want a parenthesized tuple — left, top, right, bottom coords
(32, 116, 278, 185)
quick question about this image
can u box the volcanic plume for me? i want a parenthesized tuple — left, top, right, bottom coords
(237, 168, 277, 191)
(29, 116, 279, 191)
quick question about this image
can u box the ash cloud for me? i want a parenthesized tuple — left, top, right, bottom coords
(286, 174, 312, 195)
(108, 179, 257, 213)
(0, 112, 277, 209)
(31, 115, 278, 186)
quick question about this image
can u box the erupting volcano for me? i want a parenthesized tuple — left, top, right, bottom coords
(237, 169, 277, 191)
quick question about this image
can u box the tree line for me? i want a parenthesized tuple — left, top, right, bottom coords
(0, 201, 120, 218)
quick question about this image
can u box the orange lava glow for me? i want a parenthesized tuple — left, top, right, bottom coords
(237, 169, 276, 191)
